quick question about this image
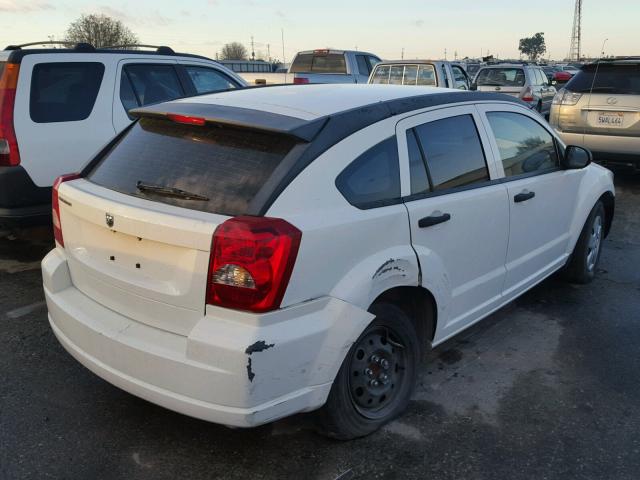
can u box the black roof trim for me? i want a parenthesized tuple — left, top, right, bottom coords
(5, 48, 214, 64)
(253, 91, 526, 215)
(129, 102, 329, 142)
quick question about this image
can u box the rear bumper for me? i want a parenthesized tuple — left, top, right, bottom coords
(42, 248, 372, 427)
(554, 131, 640, 169)
(0, 166, 52, 228)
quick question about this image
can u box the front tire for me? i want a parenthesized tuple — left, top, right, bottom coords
(316, 303, 421, 440)
(565, 201, 605, 284)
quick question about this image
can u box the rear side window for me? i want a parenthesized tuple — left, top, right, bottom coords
(336, 137, 400, 209)
(184, 66, 237, 94)
(29, 62, 104, 123)
(476, 68, 525, 87)
(87, 118, 297, 216)
(123, 64, 185, 106)
(413, 115, 489, 191)
(290, 53, 347, 74)
(566, 63, 640, 95)
(486, 112, 558, 177)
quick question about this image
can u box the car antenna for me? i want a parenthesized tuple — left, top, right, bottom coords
(584, 38, 608, 137)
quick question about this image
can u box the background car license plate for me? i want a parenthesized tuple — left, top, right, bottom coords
(597, 112, 624, 127)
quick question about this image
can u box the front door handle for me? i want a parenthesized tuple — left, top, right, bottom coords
(514, 191, 535, 203)
(418, 213, 451, 228)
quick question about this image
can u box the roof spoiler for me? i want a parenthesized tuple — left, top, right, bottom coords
(129, 102, 328, 142)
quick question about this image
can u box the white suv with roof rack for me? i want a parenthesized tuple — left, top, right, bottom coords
(43, 84, 614, 439)
(0, 41, 246, 229)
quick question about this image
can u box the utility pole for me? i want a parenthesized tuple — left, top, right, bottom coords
(251, 35, 255, 60)
(267, 43, 271, 62)
(569, 0, 582, 61)
(281, 28, 287, 81)
(454, 50, 458, 60)
(401, 47, 404, 60)
(444, 48, 447, 60)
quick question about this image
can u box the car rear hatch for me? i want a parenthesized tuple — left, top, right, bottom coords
(476, 67, 526, 98)
(557, 62, 640, 136)
(56, 112, 302, 335)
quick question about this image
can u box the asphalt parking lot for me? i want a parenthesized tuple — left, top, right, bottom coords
(1, 173, 639, 480)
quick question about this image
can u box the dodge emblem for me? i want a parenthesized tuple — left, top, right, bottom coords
(106, 213, 114, 228)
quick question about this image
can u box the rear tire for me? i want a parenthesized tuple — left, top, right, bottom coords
(316, 302, 421, 440)
(564, 201, 605, 284)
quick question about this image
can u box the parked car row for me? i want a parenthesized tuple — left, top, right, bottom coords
(1, 40, 631, 440)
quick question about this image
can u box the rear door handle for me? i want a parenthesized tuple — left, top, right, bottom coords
(514, 191, 535, 203)
(418, 213, 451, 228)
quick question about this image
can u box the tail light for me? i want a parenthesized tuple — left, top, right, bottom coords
(293, 77, 309, 85)
(0, 63, 20, 167)
(52, 173, 82, 247)
(552, 89, 582, 106)
(207, 216, 302, 313)
(521, 87, 534, 102)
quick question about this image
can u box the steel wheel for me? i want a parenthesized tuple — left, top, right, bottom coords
(347, 326, 408, 420)
(586, 214, 603, 272)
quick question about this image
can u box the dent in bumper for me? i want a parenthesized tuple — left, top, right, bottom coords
(42, 249, 373, 427)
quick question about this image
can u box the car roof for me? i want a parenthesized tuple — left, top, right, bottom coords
(374, 60, 445, 65)
(166, 84, 462, 121)
(130, 84, 525, 216)
(4, 46, 214, 64)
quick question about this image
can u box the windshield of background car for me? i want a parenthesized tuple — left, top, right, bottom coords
(566, 63, 640, 95)
(476, 68, 525, 87)
(290, 53, 347, 74)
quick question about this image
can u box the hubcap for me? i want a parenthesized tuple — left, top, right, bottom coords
(586, 215, 603, 272)
(348, 327, 407, 419)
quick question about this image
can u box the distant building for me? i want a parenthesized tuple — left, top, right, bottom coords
(220, 60, 274, 73)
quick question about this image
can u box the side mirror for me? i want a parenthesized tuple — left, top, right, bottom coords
(562, 145, 592, 169)
(470, 83, 477, 91)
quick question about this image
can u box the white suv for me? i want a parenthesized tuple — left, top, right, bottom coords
(42, 84, 615, 439)
(0, 42, 246, 229)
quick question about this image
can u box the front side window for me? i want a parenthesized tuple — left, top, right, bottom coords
(486, 112, 559, 177)
(336, 137, 401, 208)
(476, 68, 526, 87)
(29, 62, 105, 123)
(452, 65, 469, 89)
(123, 64, 185, 106)
(413, 114, 489, 191)
(184, 66, 237, 94)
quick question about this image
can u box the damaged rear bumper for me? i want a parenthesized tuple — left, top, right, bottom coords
(42, 248, 373, 427)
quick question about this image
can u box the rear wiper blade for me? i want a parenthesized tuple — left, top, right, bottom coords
(136, 181, 209, 201)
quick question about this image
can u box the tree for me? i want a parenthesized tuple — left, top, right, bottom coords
(518, 32, 546, 61)
(65, 14, 138, 49)
(220, 42, 248, 60)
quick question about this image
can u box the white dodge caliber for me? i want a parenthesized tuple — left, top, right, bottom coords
(42, 84, 615, 439)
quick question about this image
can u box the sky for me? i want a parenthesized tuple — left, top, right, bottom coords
(0, 0, 638, 62)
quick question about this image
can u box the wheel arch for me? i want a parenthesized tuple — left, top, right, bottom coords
(599, 190, 615, 238)
(371, 285, 437, 353)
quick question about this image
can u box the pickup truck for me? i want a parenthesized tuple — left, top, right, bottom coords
(368, 60, 471, 89)
(289, 49, 381, 84)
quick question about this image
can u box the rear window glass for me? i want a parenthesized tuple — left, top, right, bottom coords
(476, 68, 525, 87)
(30, 62, 104, 123)
(336, 137, 401, 209)
(87, 118, 297, 216)
(566, 63, 640, 95)
(290, 53, 347, 74)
